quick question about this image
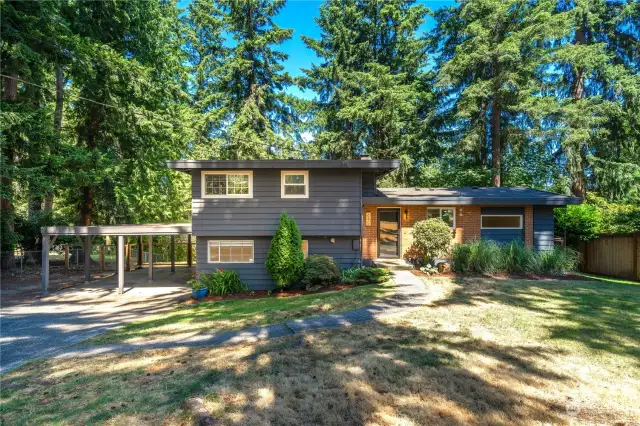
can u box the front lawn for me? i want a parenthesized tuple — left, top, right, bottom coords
(87, 280, 395, 345)
(1, 276, 638, 425)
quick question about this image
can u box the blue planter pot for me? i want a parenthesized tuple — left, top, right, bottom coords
(192, 287, 208, 300)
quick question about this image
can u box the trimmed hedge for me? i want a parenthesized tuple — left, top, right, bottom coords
(342, 267, 390, 284)
(302, 255, 341, 286)
(452, 240, 579, 275)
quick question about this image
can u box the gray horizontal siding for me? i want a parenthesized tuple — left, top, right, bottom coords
(197, 236, 361, 290)
(480, 207, 524, 245)
(192, 169, 362, 236)
(534, 206, 555, 251)
(362, 172, 377, 197)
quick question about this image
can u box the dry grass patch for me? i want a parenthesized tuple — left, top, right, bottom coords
(1, 276, 638, 425)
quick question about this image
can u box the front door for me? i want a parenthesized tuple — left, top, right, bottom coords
(378, 209, 400, 258)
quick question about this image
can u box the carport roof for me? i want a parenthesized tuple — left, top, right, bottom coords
(41, 223, 192, 236)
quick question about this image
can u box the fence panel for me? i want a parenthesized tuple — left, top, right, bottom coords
(582, 233, 639, 281)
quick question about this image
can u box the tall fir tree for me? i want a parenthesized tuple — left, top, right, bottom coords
(301, 0, 430, 167)
(216, 0, 299, 159)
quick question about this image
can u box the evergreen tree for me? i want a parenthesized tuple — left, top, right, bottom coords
(301, 0, 429, 166)
(266, 212, 303, 288)
(216, 0, 299, 159)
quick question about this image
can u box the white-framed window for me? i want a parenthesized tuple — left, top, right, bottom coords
(281, 170, 309, 198)
(427, 207, 456, 228)
(207, 240, 254, 263)
(201, 171, 253, 198)
(481, 215, 523, 229)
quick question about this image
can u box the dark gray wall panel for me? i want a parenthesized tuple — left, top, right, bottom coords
(192, 169, 362, 237)
(480, 207, 524, 244)
(534, 206, 555, 251)
(362, 172, 377, 197)
(197, 236, 361, 290)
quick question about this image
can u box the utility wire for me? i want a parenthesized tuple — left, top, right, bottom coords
(0, 73, 307, 152)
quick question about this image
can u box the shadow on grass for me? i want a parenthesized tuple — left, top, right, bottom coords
(1, 319, 572, 425)
(432, 276, 640, 364)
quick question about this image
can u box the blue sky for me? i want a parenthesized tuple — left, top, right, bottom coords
(178, 1, 457, 99)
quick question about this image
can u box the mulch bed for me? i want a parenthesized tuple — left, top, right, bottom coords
(185, 282, 371, 304)
(410, 269, 598, 282)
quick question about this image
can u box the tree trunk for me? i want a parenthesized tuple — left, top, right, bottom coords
(569, 13, 587, 199)
(1, 73, 17, 264)
(490, 54, 502, 187)
(45, 63, 64, 214)
(480, 102, 487, 168)
(79, 106, 100, 226)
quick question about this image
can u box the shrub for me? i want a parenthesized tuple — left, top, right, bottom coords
(266, 212, 305, 288)
(532, 247, 580, 275)
(452, 243, 473, 273)
(412, 218, 452, 261)
(342, 267, 390, 284)
(502, 241, 536, 274)
(302, 255, 341, 286)
(199, 269, 247, 296)
(402, 244, 423, 266)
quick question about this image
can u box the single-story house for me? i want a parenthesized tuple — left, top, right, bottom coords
(167, 159, 580, 289)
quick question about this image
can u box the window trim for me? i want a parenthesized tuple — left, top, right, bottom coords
(281, 170, 309, 199)
(201, 170, 253, 199)
(480, 214, 523, 230)
(207, 240, 254, 264)
(427, 207, 457, 229)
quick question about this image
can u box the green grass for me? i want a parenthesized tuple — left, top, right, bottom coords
(87, 280, 395, 345)
(2, 276, 639, 425)
(576, 272, 639, 286)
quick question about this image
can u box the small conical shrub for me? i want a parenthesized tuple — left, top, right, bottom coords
(266, 212, 304, 288)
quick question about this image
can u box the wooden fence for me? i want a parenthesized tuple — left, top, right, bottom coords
(580, 233, 640, 281)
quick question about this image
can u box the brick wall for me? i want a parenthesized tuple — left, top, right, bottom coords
(362, 205, 474, 260)
(524, 205, 534, 248)
(457, 205, 481, 243)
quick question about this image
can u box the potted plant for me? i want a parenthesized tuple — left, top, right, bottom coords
(189, 273, 208, 299)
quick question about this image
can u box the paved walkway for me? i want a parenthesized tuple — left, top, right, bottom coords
(53, 270, 430, 361)
(0, 266, 191, 373)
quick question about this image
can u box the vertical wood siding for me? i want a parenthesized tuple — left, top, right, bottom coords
(582, 234, 640, 281)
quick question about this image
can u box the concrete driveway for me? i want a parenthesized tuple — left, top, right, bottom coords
(0, 266, 190, 372)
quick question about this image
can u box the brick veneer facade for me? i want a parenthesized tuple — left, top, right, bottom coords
(362, 205, 466, 261)
(524, 205, 534, 248)
(362, 204, 534, 261)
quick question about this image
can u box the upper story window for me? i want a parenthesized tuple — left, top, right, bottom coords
(427, 207, 456, 228)
(281, 170, 309, 198)
(481, 215, 522, 229)
(202, 171, 253, 198)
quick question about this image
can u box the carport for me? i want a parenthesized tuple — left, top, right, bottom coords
(40, 224, 192, 295)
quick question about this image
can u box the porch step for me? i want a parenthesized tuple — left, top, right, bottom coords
(373, 259, 415, 271)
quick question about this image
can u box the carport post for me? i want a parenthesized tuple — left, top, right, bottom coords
(187, 234, 192, 267)
(117, 235, 124, 294)
(148, 235, 153, 282)
(84, 236, 91, 283)
(41, 235, 50, 295)
(137, 235, 143, 269)
(170, 235, 175, 273)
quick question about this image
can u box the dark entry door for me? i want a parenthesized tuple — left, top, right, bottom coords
(378, 209, 400, 258)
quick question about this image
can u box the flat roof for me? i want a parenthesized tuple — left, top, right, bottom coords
(41, 223, 192, 236)
(364, 187, 580, 206)
(166, 159, 400, 174)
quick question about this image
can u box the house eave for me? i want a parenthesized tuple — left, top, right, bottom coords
(361, 196, 580, 206)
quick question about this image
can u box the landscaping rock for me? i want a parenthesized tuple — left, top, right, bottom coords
(305, 284, 323, 292)
(438, 262, 451, 274)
